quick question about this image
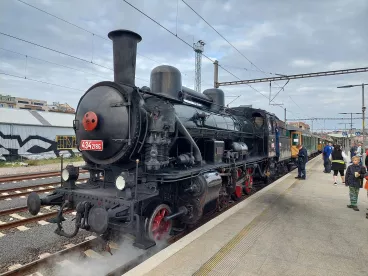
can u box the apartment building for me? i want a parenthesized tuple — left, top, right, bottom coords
(0, 94, 75, 113)
(48, 102, 75, 113)
(288, 121, 310, 131)
(0, 94, 16, 108)
(15, 97, 48, 111)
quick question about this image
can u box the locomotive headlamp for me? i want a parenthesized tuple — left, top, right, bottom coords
(61, 165, 79, 182)
(61, 169, 70, 181)
(115, 176, 126, 190)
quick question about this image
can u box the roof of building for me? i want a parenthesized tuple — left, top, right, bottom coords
(328, 133, 356, 138)
(0, 108, 74, 128)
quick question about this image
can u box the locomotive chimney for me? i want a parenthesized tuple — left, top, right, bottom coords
(108, 29, 142, 86)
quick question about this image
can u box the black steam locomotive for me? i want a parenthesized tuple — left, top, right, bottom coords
(27, 30, 297, 249)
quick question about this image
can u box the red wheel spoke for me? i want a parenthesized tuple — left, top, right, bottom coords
(151, 222, 159, 232)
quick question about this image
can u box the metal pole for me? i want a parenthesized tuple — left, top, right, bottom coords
(350, 113, 353, 136)
(60, 153, 63, 185)
(269, 82, 271, 104)
(362, 84, 365, 158)
(213, 60, 219, 88)
(284, 108, 286, 124)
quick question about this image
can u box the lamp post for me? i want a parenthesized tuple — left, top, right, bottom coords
(338, 83, 368, 159)
(338, 112, 361, 155)
(338, 112, 361, 137)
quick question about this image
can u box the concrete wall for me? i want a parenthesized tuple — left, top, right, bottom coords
(0, 123, 78, 161)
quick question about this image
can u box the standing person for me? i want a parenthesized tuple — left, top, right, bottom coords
(295, 144, 308, 180)
(356, 143, 363, 165)
(330, 144, 348, 186)
(322, 142, 333, 173)
(345, 156, 366, 211)
(350, 143, 357, 159)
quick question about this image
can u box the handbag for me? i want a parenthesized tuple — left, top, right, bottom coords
(364, 180, 368, 190)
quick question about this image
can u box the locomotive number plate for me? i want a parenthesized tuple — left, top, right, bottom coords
(80, 140, 103, 151)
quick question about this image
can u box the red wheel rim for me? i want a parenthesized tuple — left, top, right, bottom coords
(244, 168, 253, 195)
(149, 206, 172, 241)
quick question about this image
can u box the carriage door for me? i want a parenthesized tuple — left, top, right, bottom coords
(267, 115, 276, 157)
(274, 120, 280, 158)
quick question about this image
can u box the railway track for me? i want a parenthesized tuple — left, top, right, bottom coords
(0, 181, 260, 276)
(0, 170, 88, 184)
(0, 154, 320, 276)
(0, 179, 88, 200)
(0, 206, 74, 233)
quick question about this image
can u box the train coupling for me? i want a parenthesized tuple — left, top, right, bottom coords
(54, 201, 109, 238)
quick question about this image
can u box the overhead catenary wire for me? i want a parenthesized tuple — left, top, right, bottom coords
(16, 0, 162, 65)
(287, 95, 324, 130)
(0, 72, 84, 91)
(13, 0, 266, 99)
(0, 31, 112, 69)
(181, 0, 285, 93)
(120, 0, 269, 100)
(0, 32, 150, 83)
(1, 47, 111, 80)
(182, 0, 268, 76)
(11, 0, 197, 81)
(179, 0, 288, 104)
(12, 0, 295, 120)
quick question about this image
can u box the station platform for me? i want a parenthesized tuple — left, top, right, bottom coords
(124, 156, 368, 276)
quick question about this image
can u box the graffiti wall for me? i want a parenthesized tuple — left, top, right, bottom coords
(0, 124, 78, 161)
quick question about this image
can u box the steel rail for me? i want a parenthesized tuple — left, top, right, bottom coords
(0, 170, 88, 183)
(0, 238, 96, 276)
(0, 206, 29, 216)
(0, 178, 89, 200)
(0, 210, 73, 231)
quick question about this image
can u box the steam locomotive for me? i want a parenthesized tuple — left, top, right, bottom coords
(27, 29, 323, 249)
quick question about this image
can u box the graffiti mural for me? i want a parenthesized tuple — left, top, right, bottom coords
(0, 130, 77, 161)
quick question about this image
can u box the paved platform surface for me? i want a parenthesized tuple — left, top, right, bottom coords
(125, 156, 368, 276)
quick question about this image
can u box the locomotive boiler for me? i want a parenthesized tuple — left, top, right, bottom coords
(27, 29, 280, 249)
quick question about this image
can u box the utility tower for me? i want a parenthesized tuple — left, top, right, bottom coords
(194, 40, 205, 92)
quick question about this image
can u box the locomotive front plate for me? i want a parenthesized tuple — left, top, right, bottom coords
(79, 140, 104, 151)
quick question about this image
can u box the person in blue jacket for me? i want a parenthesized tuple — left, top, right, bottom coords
(295, 144, 308, 180)
(322, 142, 333, 173)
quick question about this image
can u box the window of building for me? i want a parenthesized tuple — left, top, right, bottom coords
(18, 100, 30, 104)
(0, 104, 3, 107)
(33, 102, 44, 106)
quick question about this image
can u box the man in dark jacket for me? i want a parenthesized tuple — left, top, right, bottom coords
(350, 143, 357, 159)
(295, 144, 308, 180)
(322, 143, 333, 173)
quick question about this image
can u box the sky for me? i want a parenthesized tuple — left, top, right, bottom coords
(0, 0, 367, 132)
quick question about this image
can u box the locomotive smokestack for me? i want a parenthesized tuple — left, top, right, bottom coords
(108, 29, 142, 86)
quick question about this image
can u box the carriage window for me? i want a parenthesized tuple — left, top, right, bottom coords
(292, 133, 299, 145)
